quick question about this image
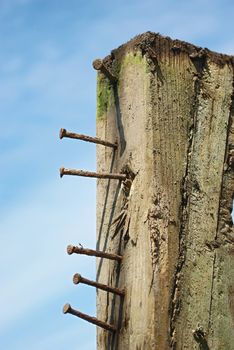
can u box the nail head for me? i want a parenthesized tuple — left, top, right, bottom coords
(73, 273, 82, 285)
(92, 59, 103, 70)
(63, 303, 71, 314)
(60, 167, 65, 178)
(67, 245, 74, 255)
(59, 128, 66, 139)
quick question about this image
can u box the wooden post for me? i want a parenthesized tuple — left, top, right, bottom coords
(96, 32, 234, 349)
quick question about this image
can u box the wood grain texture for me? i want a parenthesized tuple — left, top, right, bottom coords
(96, 32, 234, 350)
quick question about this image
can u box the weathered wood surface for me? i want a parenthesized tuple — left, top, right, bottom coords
(96, 32, 234, 350)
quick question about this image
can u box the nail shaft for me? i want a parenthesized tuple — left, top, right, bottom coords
(73, 273, 125, 297)
(59, 128, 117, 149)
(92, 59, 117, 83)
(67, 245, 122, 262)
(63, 303, 116, 332)
(60, 167, 126, 181)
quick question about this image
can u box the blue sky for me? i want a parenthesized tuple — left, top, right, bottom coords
(0, 1, 233, 349)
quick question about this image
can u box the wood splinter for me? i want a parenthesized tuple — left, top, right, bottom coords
(59, 128, 117, 149)
(73, 273, 125, 297)
(92, 58, 117, 83)
(63, 303, 116, 332)
(60, 167, 127, 181)
(67, 245, 123, 262)
(147, 47, 158, 59)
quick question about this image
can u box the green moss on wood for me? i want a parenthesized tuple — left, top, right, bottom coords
(121, 51, 144, 69)
(96, 74, 114, 120)
(117, 51, 150, 82)
(96, 51, 148, 120)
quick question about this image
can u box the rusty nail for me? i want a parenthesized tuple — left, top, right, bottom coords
(67, 245, 122, 262)
(59, 128, 66, 139)
(67, 245, 75, 255)
(60, 167, 127, 181)
(63, 303, 116, 332)
(92, 59, 117, 83)
(59, 128, 117, 149)
(73, 273, 125, 297)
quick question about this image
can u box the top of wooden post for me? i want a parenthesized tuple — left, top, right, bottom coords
(100, 31, 234, 70)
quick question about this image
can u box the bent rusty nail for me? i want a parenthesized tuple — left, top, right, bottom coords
(59, 128, 117, 149)
(67, 245, 122, 262)
(73, 273, 125, 297)
(60, 167, 126, 181)
(92, 58, 117, 83)
(63, 303, 116, 332)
